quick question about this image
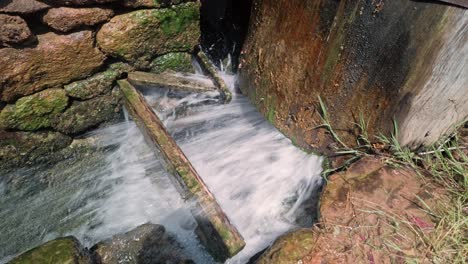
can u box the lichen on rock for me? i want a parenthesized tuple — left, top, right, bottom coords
(150, 52, 195, 73)
(96, 2, 200, 67)
(0, 89, 69, 131)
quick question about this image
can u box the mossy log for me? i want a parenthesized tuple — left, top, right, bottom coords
(117, 80, 245, 261)
(194, 49, 232, 103)
(128, 71, 218, 93)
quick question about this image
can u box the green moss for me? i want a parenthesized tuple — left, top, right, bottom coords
(150, 52, 194, 74)
(0, 89, 68, 131)
(10, 237, 89, 264)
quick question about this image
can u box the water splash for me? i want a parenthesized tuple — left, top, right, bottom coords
(0, 62, 323, 264)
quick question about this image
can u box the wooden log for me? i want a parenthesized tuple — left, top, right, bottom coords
(194, 48, 232, 103)
(117, 79, 245, 261)
(128, 71, 218, 93)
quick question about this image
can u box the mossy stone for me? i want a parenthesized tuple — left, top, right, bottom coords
(65, 62, 133, 100)
(9, 237, 91, 264)
(150, 52, 194, 74)
(0, 89, 68, 131)
(52, 95, 122, 135)
(97, 2, 200, 67)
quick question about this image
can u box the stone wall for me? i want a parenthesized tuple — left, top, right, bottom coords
(0, 0, 200, 169)
(238, 0, 467, 154)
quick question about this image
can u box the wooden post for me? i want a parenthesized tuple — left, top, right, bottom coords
(128, 71, 218, 93)
(117, 80, 245, 261)
(194, 48, 232, 103)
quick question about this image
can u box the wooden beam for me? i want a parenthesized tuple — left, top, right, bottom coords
(128, 71, 218, 93)
(194, 49, 232, 103)
(117, 80, 245, 261)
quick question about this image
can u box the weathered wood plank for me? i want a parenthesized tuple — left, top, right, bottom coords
(117, 79, 245, 261)
(194, 49, 232, 103)
(128, 71, 218, 93)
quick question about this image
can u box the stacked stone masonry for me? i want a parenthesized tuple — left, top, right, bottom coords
(0, 0, 200, 170)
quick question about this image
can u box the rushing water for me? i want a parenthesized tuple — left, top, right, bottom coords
(0, 69, 323, 263)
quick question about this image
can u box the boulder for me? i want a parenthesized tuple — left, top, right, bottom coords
(254, 229, 316, 264)
(0, 14, 35, 47)
(0, 89, 68, 131)
(9, 237, 90, 264)
(91, 223, 193, 264)
(0, 0, 50, 14)
(0, 31, 105, 102)
(42, 7, 114, 32)
(96, 2, 200, 67)
(150, 52, 195, 74)
(52, 94, 121, 135)
(0, 130, 72, 170)
(65, 62, 132, 100)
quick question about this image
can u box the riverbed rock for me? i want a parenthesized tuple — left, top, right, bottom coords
(0, 0, 50, 14)
(91, 223, 193, 264)
(0, 130, 72, 170)
(0, 31, 105, 102)
(9, 237, 91, 264)
(42, 7, 114, 32)
(52, 94, 121, 135)
(0, 14, 35, 47)
(65, 62, 132, 100)
(150, 52, 195, 74)
(96, 2, 200, 68)
(0, 89, 68, 131)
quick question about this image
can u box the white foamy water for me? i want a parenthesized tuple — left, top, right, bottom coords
(0, 67, 322, 264)
(143, 68, 323, 263)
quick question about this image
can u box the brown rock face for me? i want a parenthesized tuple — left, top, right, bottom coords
(43, 7, 114, 32)
(0, 31, 105, 102)
(0, 0, 50, 14)
(256, 157, 447, 263)
(0, 14, 35, 47)
(239, 0, 467, 153)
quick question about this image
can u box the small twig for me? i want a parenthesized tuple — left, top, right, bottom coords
(417, 146, 466, 156)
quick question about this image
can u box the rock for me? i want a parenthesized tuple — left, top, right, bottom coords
(0, 31, 105, 102)
(9, 237, 91, 264)
(0, 89, 68, 131)
(255, 229, 316, 264)
(65, 62, 132, 100)
(0, 0, 50, 14)
(121, 0, 193, 8)
(97, 2, 200, 67)
(52, 94, 121, 135)
(0, 130, 72, 170)
(42, 7, 114, 32)
(150, 52, 195, 74)
(0, 14, 35, 47)
(39, 0, 117, 6)
(91, 223, 193, 264)
(256, 157, 447, 263)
